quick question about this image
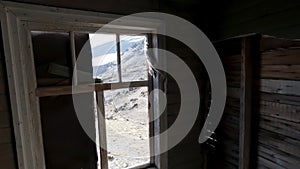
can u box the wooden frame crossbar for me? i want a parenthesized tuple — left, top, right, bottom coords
(36, 81, 148, 97)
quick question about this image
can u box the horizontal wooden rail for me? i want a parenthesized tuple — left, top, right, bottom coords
(36, 80, 148, 97)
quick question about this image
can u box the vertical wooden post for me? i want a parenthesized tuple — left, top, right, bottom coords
(146, 34, 157, 166)
(239, 36, 259, 169)
(70, 31, 78, 85)
(0, 9, 47, 169)
(96, 91, 108, 169)
(116, 34, 122, 82)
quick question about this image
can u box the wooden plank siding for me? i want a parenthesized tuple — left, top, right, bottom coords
(205, 36, 243, 169)
(0, 56, 17, 168)
(206, 35, 300, 169)
(256, 37, 300, 169)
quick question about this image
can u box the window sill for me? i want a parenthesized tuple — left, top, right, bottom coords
(127, 163, 158, 169)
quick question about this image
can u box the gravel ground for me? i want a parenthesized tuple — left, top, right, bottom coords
(103, 87, 150, 169)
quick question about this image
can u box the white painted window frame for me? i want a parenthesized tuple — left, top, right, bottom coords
(0, 2, 167, 169)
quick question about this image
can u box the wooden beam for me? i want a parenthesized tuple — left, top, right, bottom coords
(0, 9, 46, 168)
(70, 31, 78, 85)
(96, 91, 108, 169)
(36, 80, 148, 97)
(239, 36, 259, 169)
(116, 34, 122, 82)
(259, 79, 300, 96)
(260, 35, 300, 52)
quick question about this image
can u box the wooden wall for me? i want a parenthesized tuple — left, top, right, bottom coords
(0, 51, 17, 168)
(206, 35, 300, 169)
(1, 0, 300, 169)
(164, 37, 208, 169)
(212, 38, 243, 169)
(256, 36, 300, 168)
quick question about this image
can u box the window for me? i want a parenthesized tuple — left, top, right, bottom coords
(89, 33, 151, 169)
(1, 2, 166, 169)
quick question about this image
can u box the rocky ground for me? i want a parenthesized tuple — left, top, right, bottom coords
(92, 35, 151, 169)
(103, 87, 150, 169)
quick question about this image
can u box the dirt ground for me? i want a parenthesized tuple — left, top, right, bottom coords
(102, 87, 150, 169)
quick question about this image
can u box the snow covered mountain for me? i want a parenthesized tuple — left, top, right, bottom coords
(92, 36, 148, 82)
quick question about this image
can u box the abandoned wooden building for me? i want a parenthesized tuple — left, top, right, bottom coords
(0, 0, 299, 169)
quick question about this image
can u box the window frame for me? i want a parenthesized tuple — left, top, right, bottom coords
(0, 2, 167, 169)
(91, 32, 152, 169)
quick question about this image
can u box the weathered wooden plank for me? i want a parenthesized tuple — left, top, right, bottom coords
(0, 95, 9, 113)
(0, 127, 12, 145)
(0, 143, 16, 169)
(0, 77, 6, 94)
(257, 156, 286, 169)
(258, 144, 300, 168)
(259, 79, 300, 96)
(0, 63, 3, 78)
(96, 91, 108, 169)
(257, 156, 284, 169)
(226, 80, 240, 88)
(220, 123, 239, 138)
(20, 21, 46, 169)
(70, 31, 78, 85)
(259, 92, 300, 106)
(0, 111, 10, 128)
(260, 35, 300, 51)
(259, 115, 300, 140)
(1, 10, 46, 168)
(226, 97, 240, 108)
(224, 106, 240, 118)
(259, 100, 300, 123)
(223, 62, 241, 71)
(224, 162, 238, 169)
(258, 129, 300, 158)
(227, 79, 241, 88)
(222, 113, 240, 126)
(222, 140, 239, 168)
(116, 34, 122, 82)
(223, 143, 239, 159)
(225, 68, 241, 74)
(220, 123, 239, 141)
(260, 48, 300, 65)
(226, 71, 241, 87)
(260, 71, 300, 81)
(222, 54, 242, 64)
(227, 87, 241, 99)
(223, 154, 239, 168)
(260, 65, 300, 80)
(239, 37, 256, 169)
(260, 65, 300, 73)
(36, 80, 148, 97)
